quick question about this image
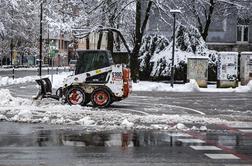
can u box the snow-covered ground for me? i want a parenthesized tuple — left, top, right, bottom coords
(0, 88, 229, 131)
(0, 72, 252, 130)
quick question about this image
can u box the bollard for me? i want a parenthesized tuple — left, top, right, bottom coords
(64, 67, 66, 72)
(12, 68, 15, 80)
(56, 67, 59, 74)
(47, 68, 49, 75)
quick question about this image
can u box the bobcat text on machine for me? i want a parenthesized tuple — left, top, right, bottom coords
(34, 28, 132, 107)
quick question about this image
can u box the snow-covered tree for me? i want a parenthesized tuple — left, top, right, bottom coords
(0, 0, 38, 64)
(149, 25, 218, 78)
(139, 34, 169, 80)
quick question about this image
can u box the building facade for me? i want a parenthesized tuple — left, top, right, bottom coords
(146, 8, 252, 52)
(207, 13, 252, 52)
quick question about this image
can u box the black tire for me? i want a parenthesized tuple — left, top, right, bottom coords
(66, 87, 87, 106)
(56, 87, 63, 98)
(91, 88, 112, 108)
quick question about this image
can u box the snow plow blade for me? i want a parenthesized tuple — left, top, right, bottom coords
(33, 78, 60, 100)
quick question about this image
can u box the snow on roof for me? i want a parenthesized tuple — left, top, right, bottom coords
(241, 52, 252, 55)
(218, 52, 239, 55)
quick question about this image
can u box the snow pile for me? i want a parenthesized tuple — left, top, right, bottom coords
(77, 116, 95, 126)
(12, 110, 33, 122)
(121, 119, 134, 128)
(0, 72, 72, 88)
(183, 80, 200, 92)
(0, 89, 31, 106)
(133, 80, 200, 92)
(235, 80, 252, 92)
(173, 123, 188, 130)
(199, 126, 207, 131)
(0, 76, 39, 87)
(0, 88, 230, 130)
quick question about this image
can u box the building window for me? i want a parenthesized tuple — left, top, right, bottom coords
(237, 18, 249, 43)
(237, 25, 249, 43)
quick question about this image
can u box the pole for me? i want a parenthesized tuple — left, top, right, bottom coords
(171, 13, 176, 88)
(39, 2, 43, 77)
(10, 39, 13, 66)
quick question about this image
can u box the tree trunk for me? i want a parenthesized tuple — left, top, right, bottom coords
(97, 32, 103, 49)
(107, 30, 114, 53)
(86, 36, 90, 49)
(130, 0, 153, 82)
(201, 0, 215, 41)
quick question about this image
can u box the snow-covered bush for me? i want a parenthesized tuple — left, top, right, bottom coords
(139, 34, 169, 80)
(139, 25, 218, 80)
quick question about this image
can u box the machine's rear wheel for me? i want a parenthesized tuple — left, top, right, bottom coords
(91, 88, 111, 107)
(66, 87, 87, 106)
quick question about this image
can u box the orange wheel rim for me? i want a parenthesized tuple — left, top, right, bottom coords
(94, 91, 109, 106)
(69, 90, 83, 104)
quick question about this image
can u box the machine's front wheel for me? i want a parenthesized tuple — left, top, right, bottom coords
(66, 87, 87, 106)
(91, 88, 112, 107)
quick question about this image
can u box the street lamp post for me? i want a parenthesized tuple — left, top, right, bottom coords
(39, 1, 43, 77)
(170, 9, 181, 88)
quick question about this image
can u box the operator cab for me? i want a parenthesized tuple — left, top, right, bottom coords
(75, 50, 114, 83)
(75, 50, 114, 75)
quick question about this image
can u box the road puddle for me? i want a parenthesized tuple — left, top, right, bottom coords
(0, 122, 251, 152)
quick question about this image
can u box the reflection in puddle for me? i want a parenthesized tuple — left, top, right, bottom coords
(35, 130, 206, 148)
(0, 123, 251, 152)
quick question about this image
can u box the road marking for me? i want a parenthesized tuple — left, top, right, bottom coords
(122, 101, 206, 115)
(190, 146, 221, 151)
(239, 129, 252, 133)
(177, 139, 205, 144)
(118, 108, 149, 115)
(165, 105, 205, 115)
(205, 153, 240, 160)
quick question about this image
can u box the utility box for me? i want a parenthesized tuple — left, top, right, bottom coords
(240, 52, 252, 85)
(187, 57, 208, 88)
(217, 52, 238, 88)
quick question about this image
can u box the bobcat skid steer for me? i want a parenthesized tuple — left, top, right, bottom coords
(34, 50, 132, 107)
(34, 28, 132, 107)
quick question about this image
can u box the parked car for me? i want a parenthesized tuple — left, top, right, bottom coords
(69, 59, 77, 71)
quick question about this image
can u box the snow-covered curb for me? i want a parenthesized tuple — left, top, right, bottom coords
(0, 72, 72, 88)
(0, 66, 69, 71)
(133, 80, 252, 93)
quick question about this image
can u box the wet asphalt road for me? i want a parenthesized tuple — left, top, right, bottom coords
(0, 122, 252, 166)
(1, 71, 252, 165)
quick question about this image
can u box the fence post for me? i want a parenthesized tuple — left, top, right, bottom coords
(12, 68, 15, 80)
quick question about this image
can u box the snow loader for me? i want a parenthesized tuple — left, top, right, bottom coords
(34, 28, 132, 107)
